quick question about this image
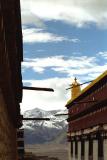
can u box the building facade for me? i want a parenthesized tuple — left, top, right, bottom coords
(17, 129, 25, 160)
(0, 0, 23, 159)
(66, 71, 107, 160)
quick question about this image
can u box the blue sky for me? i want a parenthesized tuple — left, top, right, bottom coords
(20, 0, 107, 112)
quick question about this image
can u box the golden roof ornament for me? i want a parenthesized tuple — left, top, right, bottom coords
(71, 77, 81, 99)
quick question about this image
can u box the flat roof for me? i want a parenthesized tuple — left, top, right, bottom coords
(66, 70, 107, 106)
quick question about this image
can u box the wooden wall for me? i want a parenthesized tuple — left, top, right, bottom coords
(0, 0, 23, 159)
(0, 90, 17, 159)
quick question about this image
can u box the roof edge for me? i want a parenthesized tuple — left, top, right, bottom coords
(66, 70, 107, 107)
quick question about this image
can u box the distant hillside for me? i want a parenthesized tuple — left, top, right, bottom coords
(23, 108, 68, 144)
(51, 132, 67, 144)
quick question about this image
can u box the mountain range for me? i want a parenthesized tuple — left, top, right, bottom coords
(23, 108, 68, 144)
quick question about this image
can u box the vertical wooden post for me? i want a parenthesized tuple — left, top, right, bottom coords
(81, 139, 85, 160)
(75, 140, 78, 159)
(71, 141, 73, 157)
(89, 136, 93, 160)
(98, 132, 104, 160)
(104, 137, 107, 160)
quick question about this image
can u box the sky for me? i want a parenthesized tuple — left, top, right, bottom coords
(20, 0, 107, 113)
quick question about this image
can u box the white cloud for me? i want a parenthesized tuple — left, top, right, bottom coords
(98, 51, 107, 59)
(21, 64, 107, 113)
(21, 12, 46, 28)
(37, 49, 45, 52)
(52, 64, 107, 77)
(21, 53, 107, 112)
(21, 77, 70, 113)
(22, 55, 97, 74)
(21, 0, 107, 28)
(22, 27, 79, 43)
(71, 39, 80, 43)
(22, 54, 107, 78)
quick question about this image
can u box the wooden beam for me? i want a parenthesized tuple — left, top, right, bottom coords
(73, 100, 97, 104)
(54, 113, 68, 116)
(23, 86, 54, 92)
(22, 117, 50, 121)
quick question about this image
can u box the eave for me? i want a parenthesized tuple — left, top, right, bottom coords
(66, 70, 107, 108)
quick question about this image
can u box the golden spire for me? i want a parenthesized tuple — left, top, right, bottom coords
(71, 77, 81, 99)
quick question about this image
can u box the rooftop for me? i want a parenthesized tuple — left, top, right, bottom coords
(66, 70, 107, 107)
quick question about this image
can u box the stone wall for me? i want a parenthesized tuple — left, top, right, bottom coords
(0, 89, 17, 160)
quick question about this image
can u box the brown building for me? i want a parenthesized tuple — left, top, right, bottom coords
(0, 0, 23, 159)
(17, 129, 25, 160)
(66, 71, 107, 160)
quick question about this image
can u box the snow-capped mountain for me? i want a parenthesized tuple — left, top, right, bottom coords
(23, 108, 68, 144)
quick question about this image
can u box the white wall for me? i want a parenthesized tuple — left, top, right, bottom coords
(104, 139, 107, 160)
(93, 140, 98, 160)
(68, 143, 72, 160)
(84, 141, 89, 160)
(78, 141, 81, 160)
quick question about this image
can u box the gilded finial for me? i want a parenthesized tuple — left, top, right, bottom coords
(71, 78, 81, 99)
(74, 77, 77, 82)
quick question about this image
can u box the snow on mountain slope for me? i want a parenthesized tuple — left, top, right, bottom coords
(23, 108, 67, 129)
(22, 108, 68, 144)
